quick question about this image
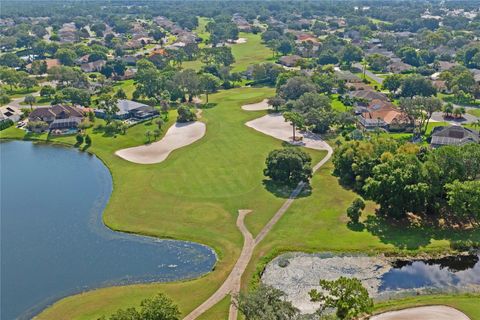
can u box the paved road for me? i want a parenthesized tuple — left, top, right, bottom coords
(183, 143, 333, 320)
(353, 63, 384, 84)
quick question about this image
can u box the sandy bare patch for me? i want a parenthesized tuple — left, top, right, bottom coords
(370, 306, 470, 320)
(235, 37, 247, 44)
(115, 121, 206, 164)
(245, 113, 330, 151)
(241, 99, 270, 111)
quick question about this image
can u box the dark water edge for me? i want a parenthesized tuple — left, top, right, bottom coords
(1, 140, 217, 320)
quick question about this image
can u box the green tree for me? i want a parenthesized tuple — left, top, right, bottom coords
(199, 73, 221, 103)
(446, 180, 480, 225)
(97, 94, 119, 123)
(0, 68, 19, 92)
(283, 111, 304, 140)
(363, 154, 430, 218)
(382, 74, 402, 94)
(339, 44, 363, 65)
(400, 75, 437, 97)
(0, 53, 24, 68)
(346, 198, 365, 224)
(264, 147, 312, 185)
(85, 135, 92, 145)
(236, 284, 299, 320)
(55, 48, 77, 66)
(76, 134, 84, 145)
(114, 88, 127, 99)
(177, 105, 197, 122)
(267, 96, 286, 112)
(310, 277, 373, 319)
(24, 94, 36, 110)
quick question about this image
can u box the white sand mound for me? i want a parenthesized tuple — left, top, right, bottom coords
(235, 37, 247, 44)
(241, 99, 270, 111)
(115, 121, 206, 164)
(245, 113, 330, 151)
(370, 306, 470, 320)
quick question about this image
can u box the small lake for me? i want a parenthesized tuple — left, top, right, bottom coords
(0, 141, 216, 320)
(262, 252, 480, 314)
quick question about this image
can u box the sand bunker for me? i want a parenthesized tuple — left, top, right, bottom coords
(245, 113, 330, 151)
(235, 37, 247, 44)
(115, 122, 206, 164)
(241, 99, 270, 111)
(370, 306, 470, 320)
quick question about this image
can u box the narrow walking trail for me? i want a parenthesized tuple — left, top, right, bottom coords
(183, 143, 333, 320)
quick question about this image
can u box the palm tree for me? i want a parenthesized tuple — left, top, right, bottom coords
(472, 119, 480, 130)
(24, 94, 36, 110)
(443, 103, 453, 118)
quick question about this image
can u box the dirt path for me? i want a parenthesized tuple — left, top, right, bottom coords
(183, 143, 333, 320)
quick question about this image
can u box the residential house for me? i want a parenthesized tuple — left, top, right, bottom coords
(348, 89, 389, 102)
(388, 59, 412, 73)
(357, 99, 410, 131)
(80, 60, 106, 73)
(430, 126, 479, 147)
(278, 55, 302, 68)
(26, 58, 61, 71)
(94, 99, 159, 120)
(28, 105, 85, 132)
(335, 69, 362, 83)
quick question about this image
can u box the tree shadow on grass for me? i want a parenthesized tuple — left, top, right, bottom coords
(364, 214, 480, 251)
(198, 102, 217, 109)
(263, 179, 312, 199)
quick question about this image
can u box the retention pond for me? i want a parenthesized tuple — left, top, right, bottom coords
(262, 252, 480, 314)
(1, 141, 216, 320)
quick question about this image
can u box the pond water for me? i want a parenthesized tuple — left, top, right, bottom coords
(0, 141, 216, 320)
(262, 252, 480, 314)
(380, 254, 480, 292)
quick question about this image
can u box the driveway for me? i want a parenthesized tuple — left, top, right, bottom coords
(353, 63, 384, 84)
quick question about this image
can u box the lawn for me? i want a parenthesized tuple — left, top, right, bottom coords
(19, 96, 53, 106)
(467, 108, 480, 118)
(183, 32, 272, 72)
(2, 86, 477, 319)
(1, 86, 40, 98)
(230, 32, 272, 72)
(113, 79, 135, 100)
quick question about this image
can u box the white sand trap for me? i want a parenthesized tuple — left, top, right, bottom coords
(245, 113, 330, 151)
(370, 306, 470, 320)
(242, 99, 270, 111)
(115, 122, 206, 164)
(235, 37, 247, 44)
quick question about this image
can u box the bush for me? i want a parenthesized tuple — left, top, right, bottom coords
(177, 105, 197, 122)
(0, 119, 14, 131)
(76, 134, 84, 145)
(85, 135, 92, 145)
(346, 198, 365, 224)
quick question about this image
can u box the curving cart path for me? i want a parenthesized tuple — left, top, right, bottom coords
(184, 106, 333, 320)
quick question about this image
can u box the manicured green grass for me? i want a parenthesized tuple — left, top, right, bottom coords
(374, 294, 480, 320)
(467, 108, 480, 117)
(19, 96, 53, 106)
(113, 79, 135, 100)
(230, 32, 272, 72)
(195, 16, 211, 47)
(331, 94, 349, 112)
(183, 32, 272, 72)
(1, 86, 40, 98)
